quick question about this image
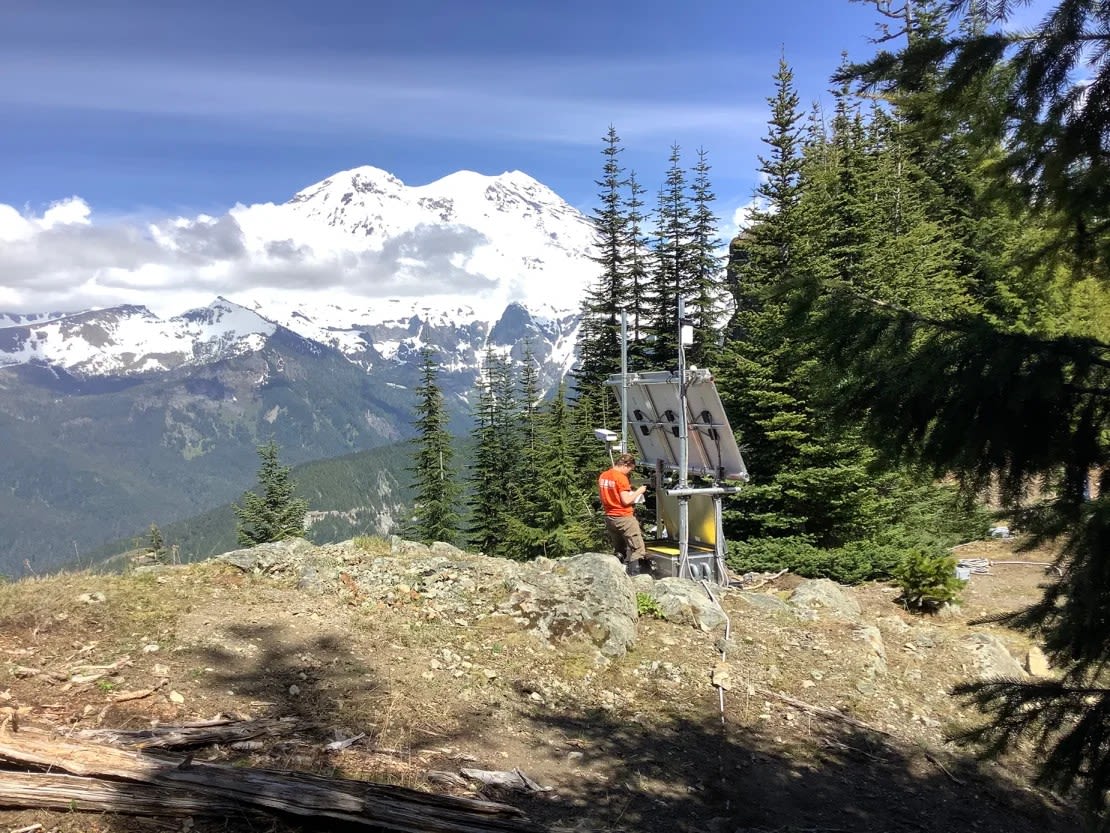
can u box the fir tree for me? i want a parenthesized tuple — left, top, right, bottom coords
(649, 143, 693, 363)
(407, 348, 461, 546)
(466, 350, 520, 557)
(624, 170, 653, 370)
(687, 147, 725, 368)
(233, 440, 308, 546)
(576, 126, 629, 400)
(826, 2, 1110, 823)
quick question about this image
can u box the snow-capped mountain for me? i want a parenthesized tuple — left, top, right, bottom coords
(0, 299, 275, 376)
(0, 165, 596, 383)
(0, 164, 605, 574)
(225, 164, 596, 321)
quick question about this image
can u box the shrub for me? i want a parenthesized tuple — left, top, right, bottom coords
(894, 549, 965, 611)
(727, 536, 907, 585)
(636, 592, 664, 619)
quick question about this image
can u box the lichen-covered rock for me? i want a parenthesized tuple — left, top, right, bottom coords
(217, 538, 316, 573)
(500, 552, 637, 658)
(646, 578, 729, 631)
(788, 579, 862, 622)
(963, 632, 1026, 680)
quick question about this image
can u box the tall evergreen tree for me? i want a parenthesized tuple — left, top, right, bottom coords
(503, 382, 596, 558)
(687, 147, 725, 368)
(233, 440, 308, 546)
(466, 350, 520, 558)
(407, 348, 461, 545)
(825, 2, 1110, 823)
(649, 143, 693, 363)
(576, 126, 629, 400)
(624, 170, 653, 370)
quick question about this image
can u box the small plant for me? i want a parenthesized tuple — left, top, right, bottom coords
(636, 591, 664, 619)
(894, 549, 965, 612)
(353, 535, 391, 555)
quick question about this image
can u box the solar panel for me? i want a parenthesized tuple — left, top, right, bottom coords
(607, 369, 748, 481)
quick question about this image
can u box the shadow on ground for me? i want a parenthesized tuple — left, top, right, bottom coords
(500, 707, 1081, 833)
(3, 622, 1085, 833)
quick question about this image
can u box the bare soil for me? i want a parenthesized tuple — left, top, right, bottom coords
(0, 538, 1080, 833)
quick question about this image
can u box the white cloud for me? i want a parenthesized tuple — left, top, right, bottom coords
(0, 198, 502, 317)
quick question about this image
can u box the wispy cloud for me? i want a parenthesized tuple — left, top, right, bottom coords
(0, 50, 767, 146)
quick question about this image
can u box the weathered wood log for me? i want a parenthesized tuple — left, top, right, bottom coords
(0, 771, 252, 817)
(73, 715, 300, 749)
(0, 726, 545, 833)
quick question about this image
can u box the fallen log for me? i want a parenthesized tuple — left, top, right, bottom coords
(73, 715, 299, 749)
(0, 771, 251, 817)
(0, 725, 544, 833)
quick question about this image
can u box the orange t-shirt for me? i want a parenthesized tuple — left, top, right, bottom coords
(599, 467, 633, 517)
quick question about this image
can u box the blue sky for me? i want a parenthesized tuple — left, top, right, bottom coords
(2, 0, 892, 221)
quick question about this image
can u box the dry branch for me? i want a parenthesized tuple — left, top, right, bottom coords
(756, 688, 894, 738)
(0, 725, 544, 832)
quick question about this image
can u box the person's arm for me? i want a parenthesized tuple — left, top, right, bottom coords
(620, 484, 647, 506)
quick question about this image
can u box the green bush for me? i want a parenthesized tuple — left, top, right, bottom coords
(636, 592, 664, 619)
(893, 549, 965, 611)
(727, 536, 906, 585)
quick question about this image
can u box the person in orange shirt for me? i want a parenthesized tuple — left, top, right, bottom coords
(598, 452, 648, 566)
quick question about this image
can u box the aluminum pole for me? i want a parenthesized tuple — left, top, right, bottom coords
(620, 307, 628, 454)
(677, 295, 690, 580)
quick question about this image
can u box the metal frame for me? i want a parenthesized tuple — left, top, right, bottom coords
(604, 298, 748, 586)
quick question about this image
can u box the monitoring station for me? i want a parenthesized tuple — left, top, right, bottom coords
(599, 299, 749, 586)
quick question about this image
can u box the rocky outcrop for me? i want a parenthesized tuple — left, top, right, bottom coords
(788, 578, 862, 622)
(963, 633, 1027, 680)
(642, 578, 729, 632)
(500, 553, 637, 658)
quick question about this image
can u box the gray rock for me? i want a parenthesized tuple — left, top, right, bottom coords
(736, 591, 791, 615)
(500, 553, 637, 658)
(853, 624, 888, 676)
(963, 633, 1027, 680)
(218, 538, 315, 573)
(788, 579, 862, 622)
(646, 578, 728, 631)
(630, 573, 656, 594)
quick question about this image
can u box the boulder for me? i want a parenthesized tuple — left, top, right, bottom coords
(1026, 645, 1051, 677)
(852, 624, 888, 677)
(963, 633, 1026, 679)
(736, 591, 791, 616)
(218, 538, 315, 573)
(788, 579, 862, 622)
(646, 578, 729, 632)
(501, 553, 637, 659)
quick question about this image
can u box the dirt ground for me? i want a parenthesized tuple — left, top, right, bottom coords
(0, 537, 1083, 833)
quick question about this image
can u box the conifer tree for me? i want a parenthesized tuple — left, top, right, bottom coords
(648, 144, 693, 363)
(624, 170, 653, 370)
(503, 382, 595, 558)
(407, 348, 461, 545)
(466, 350, 519, 557)
(687, 147, 725, 368)
(717, 56, 880, 549)
(576, 126, 629, 401)
(233, 440, 308, 546)
(825, 2, 1110, 822)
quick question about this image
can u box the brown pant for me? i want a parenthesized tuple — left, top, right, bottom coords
(604, 514, 646, 562)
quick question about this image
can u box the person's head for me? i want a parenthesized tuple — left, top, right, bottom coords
(614, 453, 637, 471)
